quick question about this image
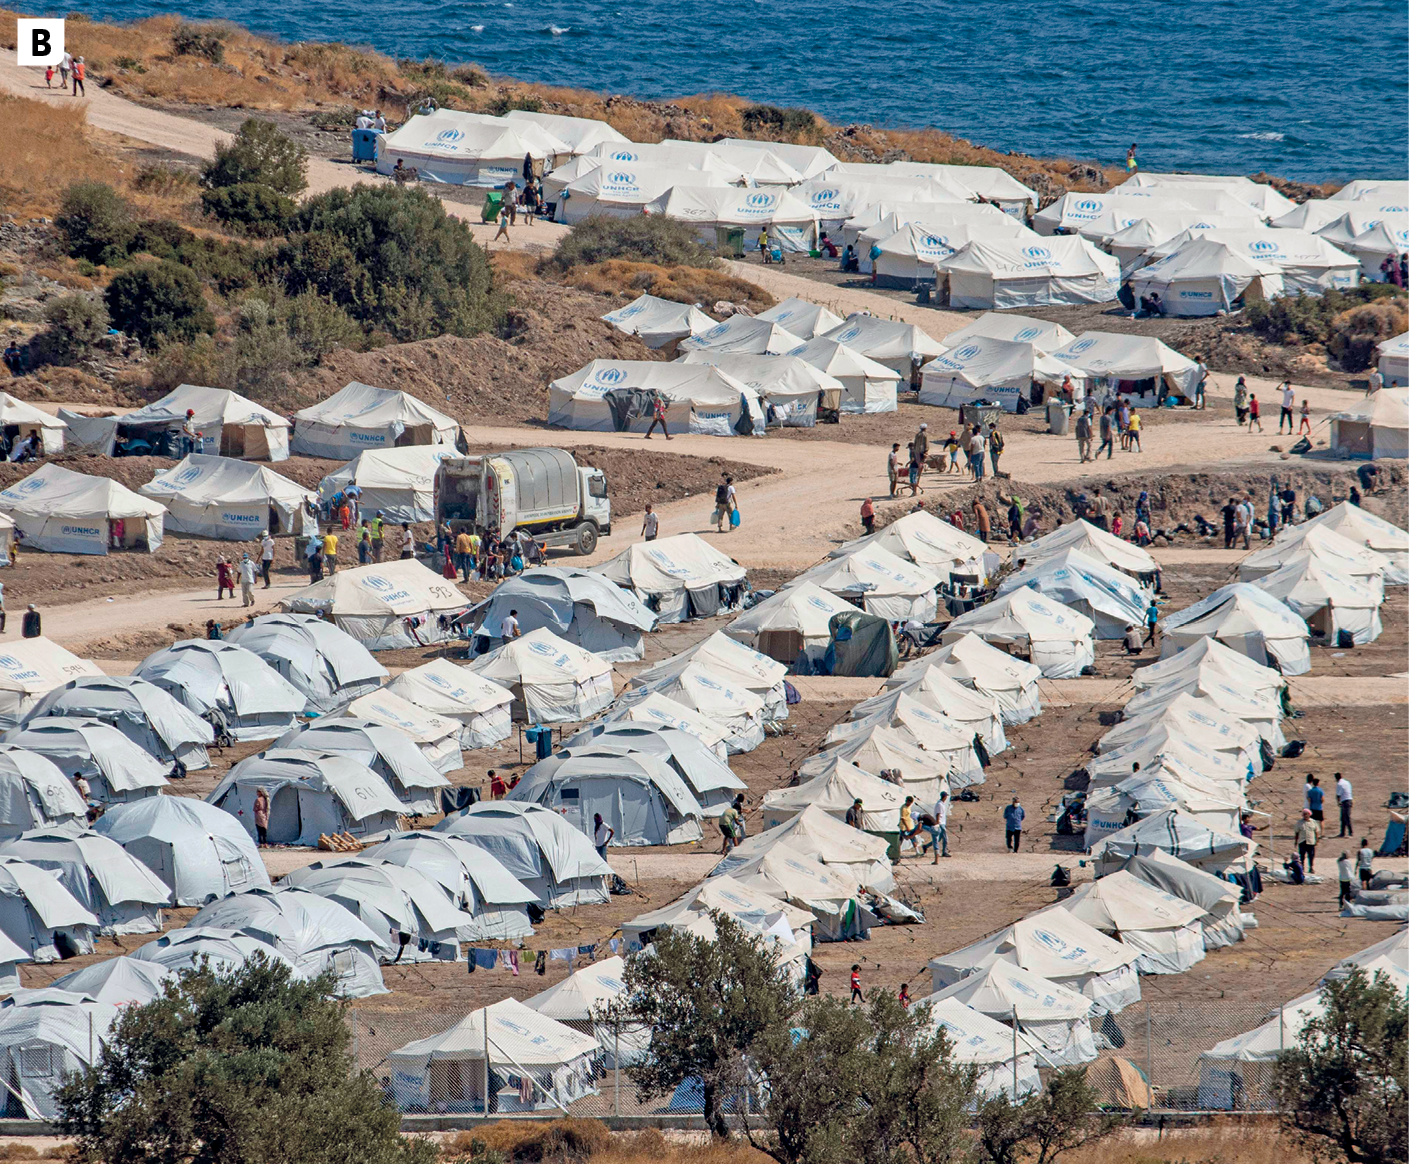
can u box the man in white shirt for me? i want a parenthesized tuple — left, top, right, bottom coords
(1278, 381, 1296, 433)
(1336, 851, 1354, 906)
(58, 51, 72, 87)
(921, 791, 950, 863)
(238, 554, 258, 608)
(1357, 839, 1375, 888)
(1368, 367, 1384, 396)
(500, 608, 521, 640)
(1235, 497, 1254, 549)
(1335, 772, 1353, 837)
(593, 813, 614, 861)
(259, 530, 275, 588)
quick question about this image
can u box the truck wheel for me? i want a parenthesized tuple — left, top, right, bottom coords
(574, 522, 598, 555)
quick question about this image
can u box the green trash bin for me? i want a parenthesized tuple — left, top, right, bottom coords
(867, 830, 902, 862)
(481, 191, 503, 223)
(716, 227, 746, 258)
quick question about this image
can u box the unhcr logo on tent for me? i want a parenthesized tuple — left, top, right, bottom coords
(922, 234, 948, 249)
(607, 172, 636, 184)
(1023, 245, 1052, 262)
(608, 150, 639, 162)
(806, 595, 835, 611)
(1248, 239, 1280, 255)
(1014, 327, 1040, 341)
(745, 192, 774, 208)
(1067, 338, 1097, 355)
(836, 326, 861, 342)
(362, 576, 395, 593)
(436, 128, 464, 143)
(952, 344, 982, 360)
(1073, 198, 1102, 213)
(593, 367, 627, 385)
(175, 466, 202, 484)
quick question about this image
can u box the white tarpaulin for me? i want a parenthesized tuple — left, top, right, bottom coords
(224, 612, 388, 715)
(385, 659, 513, 749)
(0, 861, 98, 964)
(1252, 553, 1383, 644)
(918, 995, 1043, 1098)
(679, 317, 806, 356)
(1299, 501, 1409, 584)
(1098, 692, 1264, 775)
(133, 640, 306, 741)
(549, 359, 761, 436)
(1120, 172, 1296, 218)
(622, 878, 814, 950)
(558, 165, 727, 223)
(1084, 757, 1247, 854)
(1116, 848, 1247, 949)
(1033, 190, 1197, 235)
(997, 549, 1150, 639)
(852, 669, 1008, 755)
(592, 691, 731, 756)
(893, 633, 1042, 724)
(789, 545, 940, 623)
(0, 395, 65, 455)
(1089, 809, 1252, 877)
(1050, 332, 1201, 403)
(139, 454, 313, 540)
(279, 560, 469, 650)
(1060, 870, 1207, 975)
(465, 627, 613, 724)
(0, 638, 104, 729)
(843, 162, 1037, 214)
(1159, 583, 1312, 674)
(0, 464, 165, 555)
(802, 722, 962, 802)
(51, 957, 173, 1006)
(1129, 239, 1284, 316)
(631, 630, 788, 721)
(1129, 636, 1286, 712)
(711, 832, 879, 938)
(3, 718, 168, 803)
(120, 384, 289, 460)
(1017, 518, 1161, 581)
(785, 337, 901, 413)
(526, 955, 649, 1067)
(833, 510, 992, 582)
(602, 295, 715, 349)
(677, 351, 841, 428)
(317, 446, 458, 524)
(941, 586, 1095, 679)
(0, 831, 169, 937)
(0, 749, 86, 838)
(25, 675, 214, 769)
(342, 691, 465, 779)
(869, 219, 1038, 285)
(504, 109, 628, 154)
(935, 237, 1121, 310)
(789, 177, 967, 230)
(1326, 387, 1409, 460)
(375, 111, 554, 187)
(583, 142, 747, 181)
(593, 533, 746, 624)
(1340, 219, 1409, 278)
(762, 759, 908, 831)
(918, 336, 1073, 412)
(292, 382, 460, 459)
(614, 661, 765, 754)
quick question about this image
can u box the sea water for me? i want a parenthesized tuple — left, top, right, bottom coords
(67, 0, 1409, 182)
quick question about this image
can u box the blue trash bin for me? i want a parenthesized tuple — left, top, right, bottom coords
(351, 128, 379, 163)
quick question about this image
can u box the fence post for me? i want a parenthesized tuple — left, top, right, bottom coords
(350, 1010, 359, 1065)
(1012, 1007, 1018, 1096)
(614, 1029, 620, 1118)
(1145, 999, 1153, 1104)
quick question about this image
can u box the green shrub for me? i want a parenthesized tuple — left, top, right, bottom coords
(130, 219, 195, 259)
(1246, 285, 1408, 372)
(175, 236, 262, 296)
(113, 55, 146, 73)
(741, 103, 818, 138)
(171, 24, 225, 62)
(549, 215, 717, 271)
(131, 163, 196, 195)
(486, 93, 543, 116)
(202, 118, 308, 197)
(200, 183, 296, 234)
(55, 182, 135, 264)
(105, 261, 215, 347)
(449, 64, 489, 87)
(34, 294, 109, 365)
(310, 105, 359, 131)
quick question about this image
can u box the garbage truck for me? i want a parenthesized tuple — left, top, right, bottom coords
(435, 447, 611, 555)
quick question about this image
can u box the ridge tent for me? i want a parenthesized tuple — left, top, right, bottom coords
(0, 830, 169, 937)
(0, 464, 164, 555)
(0, 395, 65, 456)
(1, 719, 168, 803)
(1089, 809, 1252, 877)
(0, 512, 14, 566)
(291, 382, 460, 460)
(937, 313, 1077, 354)
(133, 640, 306, 741)
(723, 581, 857, 668)
(461, 567, 657, 663)
(1017, 517, 1161, 584)
(1326, 387, 1409, 459)
(540, 154, 599, 202)
(715, 803, 893, 897)
(1096, 691, 1265, 776)
(1145, 227, 1360, 293)
(50, 957, 173, 1006)
(818, 315, 946, 377)
(622, 877, 815, 951)
(384, 659, 513, 749)
(784, 337, 902, 413)
(224, 612, 388, 715)
(997, 549, 1150, 639)
(139, 454, 313, 540)
(1107, 214, 1221, 278)
(340, 692, 465, 777)
(1339, 219, 1409, 279)
(271, 717, 451, 812)
(1084, 759, 1247, 857)
(694, 139, 840, 182)
(853, 204, 1023, 273)
(918, 335, 1073, 412)
(678, 316, 807, 356)
(1073, 199, 1263, 243)
(891, 633, 1043, 724)
(755, 298, 845, 339)
(1114, 848, 1248, 949)
(601, 294, 715, 350)
(357, 831, 537, 940)
(831, 510, 993, 582)
(588, 691, 731, 757)
(593, 533, 747, 623)
(789, 546, 940, 623)
(711, 834, 878, 938)
(526, 955, 650, 1067)
(1049, 332, 1202, 404)
(1059, 869, 1208, 974)
(941, 586, 1095, 679)
(1033, 191, 1197, 235)
(509, 750, 704, 845)
(650, 186, 819, 252)
(1315, 209, 1409, 249)
(209, 750, 406, 847)
(583, 141, 749, 182)
(504, 109, 628, 154)
(190, 887, 390, 998)
(630, 630, 789, 721)
(554, 723, 741, 807)
(374, 111, 555, 186)
(815, 712, 974, 793)
(677, 351, 842, 428)
(869, 220, 1037, 286)
(93, 795, 270, 905)
(1124, 658, 1285, 746)
(1323, 931, 1409, 982)
(464, 627, 613, 724)
(1298, 501, 1409, 584)
(1129, 635, 1287, 704)
(548, 359, 762, 436)
(0, 990, 117, 1119)
(316, 446, 457, 523)
(1276, 198, 1404, 232)
(132, 926, 295, 977)
(926, 960, 1098, 1067)
(410, 110, 571, 163)
(613, 662, 766, 753)
(25, 675, 214, 769)
(1377, 331, 1409, 384)
(0, 638, 104, 729)
(1083, 724, 1256, 790)
(927, 906, 1142, 1015)
(114, 384, 289, 461)
(934, 237, 1121, 310)
(918, 995, 1044, 1099)
(1159, 583, 1312, 674)
(435, 801, 611, 908)
(1128, 239, 1285, 316)
(1328, 178, 1409, 204)
(0, 858, 98, 962)
(829, 687, 988, 770)
(761, 758, 909, 831)
(1120, 172, 1296, 219)
(0, 749, 86, 838)
(279, 559, 468, 650)
(789, 178, 968, 231)
(852, 670, 1008, 755)
(867, 162, 1038, 215)
(840, 204, 921, 254)
(387, 997, 599, 1113)
(557, 165, 728, 223)
(1252, 553, 1383, 644)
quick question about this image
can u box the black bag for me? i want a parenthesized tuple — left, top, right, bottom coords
(715, 484, 729, 505)
(1050, 864, 1071, 887)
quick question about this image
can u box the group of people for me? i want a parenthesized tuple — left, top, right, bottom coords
(1075, 398, 1143, 462)
(214, 552, 260, 606)
(443, 524, 542, 582)
(491, 173, 545, 242)
(888, 421, 1005, 499)
(1376, 252, 1409, 287)
(42, 51, 85, 96)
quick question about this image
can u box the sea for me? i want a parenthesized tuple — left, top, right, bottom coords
(67, 0, 1409, 183)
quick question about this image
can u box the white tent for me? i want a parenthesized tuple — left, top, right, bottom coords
(918, 336, 1073, 412)
(0, 638, 104, 730)
(928, 906, 1142, 1016)
(677, 351, 841, 428)
(614, 662, 766, 754)
(191, 887, 389, 998)
(1196, 987, 1325, 1110)
(1098, 692, 1264, 776)
(1326, 387, 1409, 460)
(723, 581, 857, 668)
(1084, 724, 1256, 791)
(853, 668, 1008, 755)
(1, 719, 168, 804)
(832, 510, 993, 582)
(1323, 931, 1409, 982)
(1377, 331, 1409, 385)
(421, 111, 573, 161)
(317, 446, 457, 523)
(789, 546, 940, 623)
(717, 805, 893, 899)
(504, 109, 628, 155)
(1130, 238, 1284, 316)
(1125, 652, 1284, 746)
(631, 630, 789, 722)
(1104, 212, 1213, 270)
(997, 549, 1150, 639)
(0, 990, 116, 1118)
(463, 567, 657, 662)
(0, 830, 170, 937)
(1089, 809, 1252, 877)
(557, 723, 742, 810)
(51, 956, 173, 1006)
(941, 586, 1095, 679)
(557, 165, 727, 223)
(209, 750, 406, 847)
(1315, 209, 1409, 249)
(1017, 518, 1161, 583)
(1328, 179, 1409, 204)
(133, 640, 305, 742)
(224, 612, 388, 715)
(527, 955, 649, 1067)
(0, 749, 86, 838)
(464, 627, 613, 724)
(870, 220, 1038, 286)
(651, 186, 818, 252)
(919, 995, 1043, 1099)
(1084, 757, 1247, 854)
(1119, 172, 1296, 219)
(375, 111, 554, 186)
(1159, 583, 1312, 674)
(387, 997, 599, 1113)
(385, 659, 513, 749)
(1147, 228, 1360, 293)
(1277, 198, 1405, 232)
(679, 316, 806, 356)
(0, 464, 165, 555)
(590, 691, 731, 757)
(864, 162, 1039, 215)
(1339, 219, 1409, 279)
(25, 675, 214, 769)
(0, 858, 98, 962)
(622, 877, 815, 952)
(893, 633, 1043, 724)
(818, 315, 946, 377)
(1252, 553, 1383, 644)
(510, 750, 704, 846)
(139, 454, 312, 541)
(540, 155, 600, 202)
(436, 801, 611, 908)
(291, 382, 459, 460)
(712, 833, 878, 938)
(582, 141, 748, 178)
(926, 960, 1098, 1067)
(1033, 191, 1196, 235)
(93, 795, 270, 905)
(341, 691, 464, 778)
(271, 716, 451, 811)
(761, 759, 908, 831)
(601, 294, 715, 349)
(935, 238, 1121, 310)
(1299, 501, 1409, 584)
(1050, 332, 1202, 404)
(789, 177, 967, 230)
(118, 384, 290, 461)
(279, 560, 468, 650)
(0, 395, 65, 456)
(548, 359, 761, 436)
(801, 724, 958, 804)
(593, 533, 747, 623)
(698, 139, 839, 181)
(1060, 870, 1208, 975)
(1115, 848, 1247, 949)
(938, 313, 1077, 354)
(755, 298, 845, 340)
(785, 337, 902, 413)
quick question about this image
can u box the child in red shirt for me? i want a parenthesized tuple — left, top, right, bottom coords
(850, 964, 862, 1003)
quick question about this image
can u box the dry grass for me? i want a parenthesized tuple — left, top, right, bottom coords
(1061, 1122, 1314, 1164)
(0, 92, 106, 217)
(560, 260, 774, 313)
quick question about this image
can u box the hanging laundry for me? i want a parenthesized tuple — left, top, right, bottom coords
(534, 950, 546, 976)
(507, 949, 520, 977)
(608, 938, 620, 954)
(473, 948, 498, 970)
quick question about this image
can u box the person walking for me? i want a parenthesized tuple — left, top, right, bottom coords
(259, 529, 275, 588)
(398, 523, 414, 560)
(1337, 851, 1354, 907)
(912, 424, 930, 480)
(718, 800, 741, 853)
(1221, 496, 1239, 550)
(1097, 407, 1115, 460)
(988, 424, 1004, 476)
(1298, 399, 1312, 435)
(322, 526, 339, 574)
(1236, 496, 1254, 550)
(1248, 394, 1263, 433)
(1367, 367, 1384, 396)
(1278, 381, 1296, 433)
(641, 504, 659, 542)
(71, 57, 85, 97)
(1075, 409, 1092, 462)
(944, 430, 962, 474)
(849, 964, 863, 1004)
(454, 527, 475, 581)
(358, 525, 372, 565)
(216, 557, 235, 601)
(899, 796, 921, 856)
(1357, 837, 1375, 888)
(644, 396, 672, 440)
(1143, 597, 1160, 646)
(921, 791, 950, 862)
(1089, 487, 1110, 531)
(1306, 774, 1325, 823)
(1233, 378, 1249, 425)
(1004, 796, 1024, 852)
(1295, 808, 1319, 874)
(973, 498, 991, 543)
(860, 497, 875, 535)
(887, 443, 901, 497)
(1126, 408, 1142, 452)
(1335, 772, 1353, 837)
(253, 788, 270, 847)
(21, 605, 39, 639)
(593, 813, 615, 861)
(907, 443, 925, 497)
(1194, 361, 1208, 409)
(238, 553, 257, 607)
(968, 427, 986, 481)
(371, 513, 385, 563)
(58, 49, 71, 88)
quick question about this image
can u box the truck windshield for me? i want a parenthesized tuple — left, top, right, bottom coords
(587, 475, 607, 499)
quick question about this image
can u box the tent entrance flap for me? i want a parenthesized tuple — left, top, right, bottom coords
(604, 389, 659, 433)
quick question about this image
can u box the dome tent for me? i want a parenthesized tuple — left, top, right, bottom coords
(278, 560, 468, 651)
(556, 736, 744, 817)
(133, 640, 306, 742)
(51, 956, 174, 1006)
(224, 613, 388, 715)
(0, 749, 87, 839)
(1, 719, 169, 804)
(92, 795, 270, 906)
(0, 990, 118, 1119)
(290, 381, 460, 460)
(138, 454, 314, 541)
(630, 630, 789, 722)
(384, 660, 513, 750)
(131, 926, 296, 977)
(997, 549, 1150, 639)
(273, 710, 453, 807)
(941, 586, 1096, 679)
(0, 830, 170, 937)
(891, 633, 1042, 724)
(464, 627, 614, 724)
(1159, 583, 1311, 674)
(24, 675, 214, 770)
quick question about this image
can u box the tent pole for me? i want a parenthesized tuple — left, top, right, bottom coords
(614, 1028, 621, 1117)
(1011, 1007, 1018, 1097)
(1145, 999, 1153, 1102)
